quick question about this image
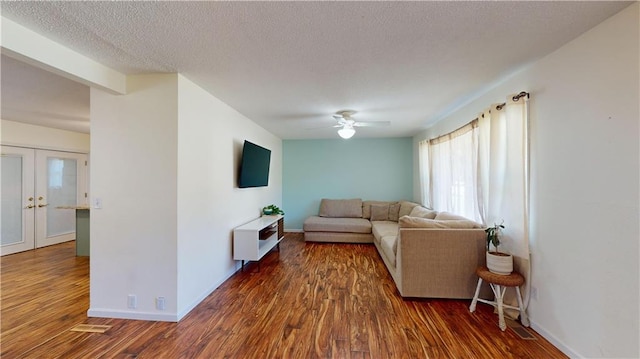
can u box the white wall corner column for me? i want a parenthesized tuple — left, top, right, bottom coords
(89, 74, 179, 321)
(90, 73, 283, 322)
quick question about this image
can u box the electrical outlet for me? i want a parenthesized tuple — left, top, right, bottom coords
(156, 296, 165, 310)
(531, 286, 538, 301)
(128, 294, 137, 309)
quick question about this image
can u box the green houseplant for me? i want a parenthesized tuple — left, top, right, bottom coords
(485, 221, 513, 275)
(485, 222, 505, 252)
(263, 204, 284, 216)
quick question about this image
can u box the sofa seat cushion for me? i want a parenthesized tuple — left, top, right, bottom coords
(303, 216, 372, 234)
(371, 221, 399, 244)
(379, 235, 398, 267)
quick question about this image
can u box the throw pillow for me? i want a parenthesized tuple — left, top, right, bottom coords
(398, 201, 420, 218)
(319, 198, 363, 218)
(362, 200, 390, 219)
(370, 204, 390, 221)
(409, 206, 438, 219)
(434, 212, 468, 221)
(388, 203, 401, 222)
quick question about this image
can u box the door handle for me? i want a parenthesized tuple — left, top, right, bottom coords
(25, 204, 35, 209)
(38, 203, 49, 208)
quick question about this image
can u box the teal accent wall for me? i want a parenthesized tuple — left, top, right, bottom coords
(283, 138, 414, 229)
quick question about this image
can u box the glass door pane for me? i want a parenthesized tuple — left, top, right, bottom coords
(46, 157, 77, 237)
(35, 150, 87, 248)
(1, 155, 24, 245)
(1, 146, 35, 256)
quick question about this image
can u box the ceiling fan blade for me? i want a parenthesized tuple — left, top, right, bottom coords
(306, 124, 343, 129)
(353, 121, 391, 127)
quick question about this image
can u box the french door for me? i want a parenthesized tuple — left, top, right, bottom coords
(1, 146, 88, 256)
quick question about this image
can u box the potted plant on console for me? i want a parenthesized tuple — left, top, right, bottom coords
(263, 204, 284, 216)
(485, 221, 513, 275)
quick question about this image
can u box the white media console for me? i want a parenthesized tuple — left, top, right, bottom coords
(233, 215, 284, 270)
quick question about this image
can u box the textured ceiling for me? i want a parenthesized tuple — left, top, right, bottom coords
(0, 1, 632, 138)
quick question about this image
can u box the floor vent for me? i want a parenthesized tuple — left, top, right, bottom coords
(70, 324, 112, 333)
(506, 319, 537, 340)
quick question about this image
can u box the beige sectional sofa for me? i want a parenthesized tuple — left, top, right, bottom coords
(303, 198, 489, 299)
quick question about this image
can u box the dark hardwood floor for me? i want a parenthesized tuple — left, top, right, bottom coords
(1, 233, 567, 358)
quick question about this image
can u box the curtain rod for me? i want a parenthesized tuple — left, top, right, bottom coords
(496, 91, 529, 110)
(476, 91, 530, 119)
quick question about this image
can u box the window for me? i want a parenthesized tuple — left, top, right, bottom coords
(48, 158, 64, 189)
(419, 120, 483, 223)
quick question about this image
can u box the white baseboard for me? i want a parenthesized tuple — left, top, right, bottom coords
(176, 265, 239, 320)
(88, 265, 241, 323)
(87, 308, 178, 322)
(285, 229, 303, 233)
(530, 320, 581, 358)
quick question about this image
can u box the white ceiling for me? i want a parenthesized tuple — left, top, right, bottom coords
(0, 1, 632, 139)
(1, 55, 90, 133)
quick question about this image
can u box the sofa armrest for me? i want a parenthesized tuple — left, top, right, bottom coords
(396, 228, 486, 299)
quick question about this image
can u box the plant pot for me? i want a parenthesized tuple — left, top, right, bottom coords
(486, 251, 513, 275)
(263, 208, 273, 215)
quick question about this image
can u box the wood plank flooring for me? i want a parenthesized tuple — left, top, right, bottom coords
(1, 233, 567, 358)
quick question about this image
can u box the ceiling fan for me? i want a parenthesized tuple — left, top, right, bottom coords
(331, 110, 390, 139)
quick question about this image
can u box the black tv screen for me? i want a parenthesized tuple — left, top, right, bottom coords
(238, 140, 271, 188)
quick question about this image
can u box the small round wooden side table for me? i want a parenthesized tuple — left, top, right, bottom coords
(469, 266, 530, 331)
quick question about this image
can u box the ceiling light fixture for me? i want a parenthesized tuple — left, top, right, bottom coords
(338, 126, 355, 139)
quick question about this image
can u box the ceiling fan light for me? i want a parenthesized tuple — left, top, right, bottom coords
(338, 127, 355, 139)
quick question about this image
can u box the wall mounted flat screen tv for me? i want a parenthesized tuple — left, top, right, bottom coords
(238, 140, 271, 188)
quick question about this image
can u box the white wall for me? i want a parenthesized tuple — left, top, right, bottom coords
(89, 74, 179, 321)
(175, 75, 282, 318)
(414, 4, 639, 358)
(1, 119, 90, 152)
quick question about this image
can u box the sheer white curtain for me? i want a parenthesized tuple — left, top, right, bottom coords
(419, 92, 530, 311)
(418, 139, 431, 208)
(418, 94, 530, 259)
(421, 121, 483, 223)
(479, 95, 530, 261)
(478, 93, 531, 312)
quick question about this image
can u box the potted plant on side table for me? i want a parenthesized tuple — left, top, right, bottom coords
(485, 221, 513, 275)
(263, 204, 284, 216)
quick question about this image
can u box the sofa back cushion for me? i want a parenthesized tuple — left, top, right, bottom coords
(319, 198, 363, 218)
(398, 216, 483, 229)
